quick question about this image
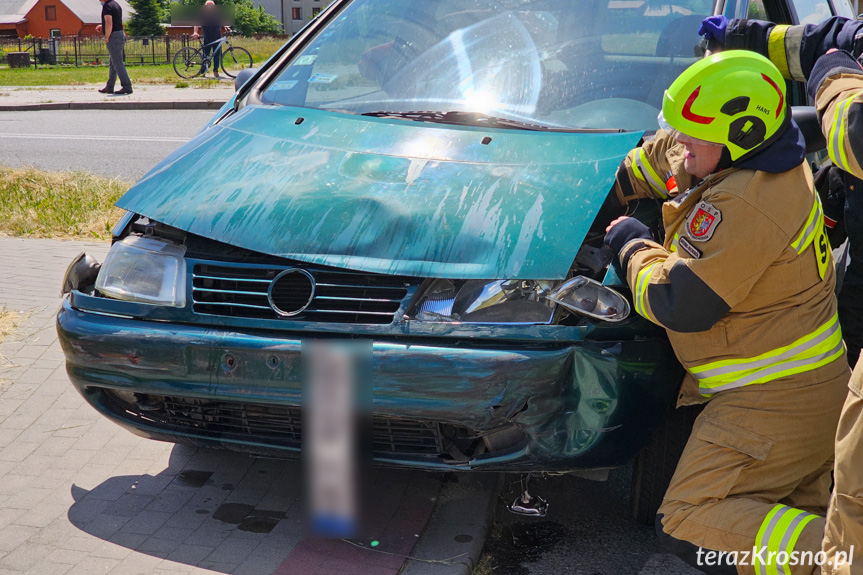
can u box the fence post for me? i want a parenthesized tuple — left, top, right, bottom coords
(74, 36, 78, 67)
(165, 35, 170, 66)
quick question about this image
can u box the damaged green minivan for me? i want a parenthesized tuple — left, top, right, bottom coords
(58, 0, 770, 519)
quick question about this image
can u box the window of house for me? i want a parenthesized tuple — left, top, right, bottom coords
(50, 28, 61, 37)
(313, 7, 321, 16)
(292, 7, 302, 19)
(45, 5, 57, 21)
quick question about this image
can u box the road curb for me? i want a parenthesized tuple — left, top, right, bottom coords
(401, 473, 502, 575)
(0, 99, 227, 112)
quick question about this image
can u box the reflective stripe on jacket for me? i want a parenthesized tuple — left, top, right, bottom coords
(818, 79, 863, 179)
(618, 130, 845, 405)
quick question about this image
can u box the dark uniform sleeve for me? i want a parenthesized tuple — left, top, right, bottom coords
(613, 130, 692, 206)
(723, 16, 863, 82)
(619, 187, 793, 333)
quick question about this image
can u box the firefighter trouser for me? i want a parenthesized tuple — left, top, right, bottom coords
(657, 369, 849, 575)
(822, 378, 863, 575)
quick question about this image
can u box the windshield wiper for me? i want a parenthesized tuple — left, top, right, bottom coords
(360, 110, 624, 133)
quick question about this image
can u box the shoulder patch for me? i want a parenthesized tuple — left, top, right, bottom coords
(678, 236, 703, 259)
(685, 201, 722, 242)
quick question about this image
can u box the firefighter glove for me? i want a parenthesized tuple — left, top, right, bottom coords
(605, 217, 653, 256)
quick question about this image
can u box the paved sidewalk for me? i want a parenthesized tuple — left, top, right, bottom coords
(0, 237, 494, 575)
(0, 84, 235, 111)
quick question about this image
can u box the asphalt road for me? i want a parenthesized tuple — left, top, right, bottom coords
(0, 109, 214, 181)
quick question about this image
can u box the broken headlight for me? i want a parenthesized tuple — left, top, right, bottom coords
(95, 236, 187, 307)
(407, 279, 558, 324)
(546, 276, 630, 322)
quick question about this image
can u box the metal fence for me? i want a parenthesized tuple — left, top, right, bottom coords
(0, 34, 286, 68)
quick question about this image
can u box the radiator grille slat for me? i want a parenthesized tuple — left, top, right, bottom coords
(103, 392, 452, 457)
(191, 262, 415, 324)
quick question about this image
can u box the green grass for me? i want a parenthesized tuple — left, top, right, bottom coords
(0, 36, 285, 86)
(0, 166, 129, 239)
(241, 36, 285, 63)
(471, 553, 495, 575)
(0, 64, 178, 86)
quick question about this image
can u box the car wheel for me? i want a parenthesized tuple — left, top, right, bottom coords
(630, 404, 703, 525)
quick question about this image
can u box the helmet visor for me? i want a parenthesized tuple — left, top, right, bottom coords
(657, 111, 725, 148)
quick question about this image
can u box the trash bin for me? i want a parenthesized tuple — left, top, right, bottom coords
(39, 47, 55, 65)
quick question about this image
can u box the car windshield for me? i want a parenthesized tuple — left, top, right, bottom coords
(261, 0, 713, 131)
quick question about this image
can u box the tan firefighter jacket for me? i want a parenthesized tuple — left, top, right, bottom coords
(724, 17, 863, 178)
(812, 67, 863, 180)
(614, 130, 847, 405)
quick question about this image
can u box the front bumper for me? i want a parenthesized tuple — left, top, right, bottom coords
(57, 297, 683, 472)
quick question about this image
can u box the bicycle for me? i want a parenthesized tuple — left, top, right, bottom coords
(173, 33, 253, 80)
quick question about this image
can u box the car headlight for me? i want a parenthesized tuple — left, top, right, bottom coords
(95, 236, 187, 307)
(546, 276, 630, 322)
(407, 279, 558, 324)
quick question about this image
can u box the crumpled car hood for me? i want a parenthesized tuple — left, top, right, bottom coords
(117, 106, 642, 279)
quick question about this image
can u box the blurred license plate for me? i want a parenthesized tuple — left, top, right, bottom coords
(302, 340, 371, 538)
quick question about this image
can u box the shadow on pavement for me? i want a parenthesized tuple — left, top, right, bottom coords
(66, 444, 306, 573)
(65, 443, 446, 574)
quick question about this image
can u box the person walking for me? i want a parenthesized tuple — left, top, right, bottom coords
(605, 51, 851, 575)
(95, 0, 132, 95)
(699, 15, 863, 574)
(193, 0, 228, 80)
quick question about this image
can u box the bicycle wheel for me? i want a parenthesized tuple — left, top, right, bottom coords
(174, 47, 204, 79)
(221, 46, 253, 78)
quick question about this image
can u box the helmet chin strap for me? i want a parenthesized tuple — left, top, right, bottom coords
(715, 146, 734, 173)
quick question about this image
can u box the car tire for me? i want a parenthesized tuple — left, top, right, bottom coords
(630, 403, 703, 525)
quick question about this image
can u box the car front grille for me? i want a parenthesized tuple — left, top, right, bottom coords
(191, 262, 413, 325)
(100, 391, 483, 458)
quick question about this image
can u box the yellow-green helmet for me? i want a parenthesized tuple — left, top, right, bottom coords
(659, 50, 788, 160)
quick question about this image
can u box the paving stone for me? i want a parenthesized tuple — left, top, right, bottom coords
(136, 535, 184, 558)
(107, 549, 165, 575)
(118, 511, 173, 536)
(56, 534, 104, 553)
(166, 544, 216, 566)
(0, 542, 53, 571)
(44, 549, 90, 565)
(0, 441, 39, 462)
(23, 560, 74, 575)
(63, 556, 121, 575)
(79, 514, 130, 540)
(0, 524, 39, 553)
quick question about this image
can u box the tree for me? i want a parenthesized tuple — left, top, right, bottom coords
(232, 0, 282, 35)
(127, 0, 165, 36)
(176, 0, 283, 35)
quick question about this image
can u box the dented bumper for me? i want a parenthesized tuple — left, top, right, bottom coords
(57, 297, 682, 472)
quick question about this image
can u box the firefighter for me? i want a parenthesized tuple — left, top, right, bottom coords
(699, 14, 863, 369)
(605, 51, 851, 575)
(699, 15, 863, 574)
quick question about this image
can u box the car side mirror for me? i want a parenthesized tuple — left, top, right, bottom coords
(791, 106, 826, 155)
(235, 68, 257, 92)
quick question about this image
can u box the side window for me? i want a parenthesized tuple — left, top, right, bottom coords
(793, 0, 833, 23)
(831, 0, 855, 19)
(747, 0, 769, 18)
